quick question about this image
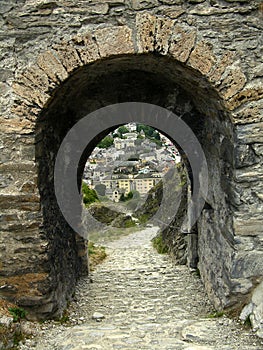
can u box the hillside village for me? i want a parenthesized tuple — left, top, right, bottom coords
(83, 123, 181, 202)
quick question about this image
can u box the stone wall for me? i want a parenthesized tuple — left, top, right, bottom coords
(0, 0, 262, 336)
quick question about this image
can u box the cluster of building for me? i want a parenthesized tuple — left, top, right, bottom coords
(83, 123, 180, 202)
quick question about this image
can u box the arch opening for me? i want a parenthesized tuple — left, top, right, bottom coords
(35, 53, 234, 318)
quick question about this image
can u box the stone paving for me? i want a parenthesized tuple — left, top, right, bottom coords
(19, 227, 262, 350)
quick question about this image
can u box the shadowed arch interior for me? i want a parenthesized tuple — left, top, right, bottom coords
(34, 53, 234, 317)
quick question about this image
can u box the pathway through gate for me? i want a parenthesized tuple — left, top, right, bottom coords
(19, 227, 262, 350)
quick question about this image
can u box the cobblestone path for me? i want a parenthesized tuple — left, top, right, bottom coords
(20, 227, 262, 350)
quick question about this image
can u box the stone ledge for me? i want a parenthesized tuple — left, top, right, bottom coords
(233, 217, 263, 236)
(236, 122, 263, 144)
(0, 194, 40, 211)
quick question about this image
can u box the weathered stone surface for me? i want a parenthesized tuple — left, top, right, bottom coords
(181, 320, 219, 343)
(209, 51, 235, 84)
(155, 17, 174, 55)
(188, 41, 216, 75)
(159, 6, 185, 19)
(0, 194, 40, 211)
(37, 50, 68, 84)
(234, 144, 259, 168)
(232, 100, 263, 124)
(53, 43, 82, 73)
(95, 26, 134, 57)
(169, 25, 196, 62)
(236, 122, 263, 144)
(234, 164, 263, 182)
(131, 0, 159, 10)
(72, 33, 100, 64)
(227, 85, 263, 111)
(12, 82, 50, 108)
(136, 13, 156, 53)
(219, 66, 247, 100)
(18, 65, 51, 93)
(233, 217, 263, 236)
(0, 117, 34, 134)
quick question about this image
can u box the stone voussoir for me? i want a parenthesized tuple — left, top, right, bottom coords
(169, 24, 196, 63)
(95, 26, 135, 58)
(187, 40, 216, 76)
(37, 50, 68, 85)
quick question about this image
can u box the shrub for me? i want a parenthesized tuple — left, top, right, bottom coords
(82, 182, 99, 206)
(8, 307, 27, 322)
(88, 241, 107, 270)
(152, 234, 168, 254)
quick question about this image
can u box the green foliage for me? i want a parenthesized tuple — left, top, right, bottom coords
(8, 307, 27, 322)
(82, 182, 99, 206)
(58, 313, 69, 324)
(120, 191, 133, 202)
(124, 218, 136, 228)
(117, 125, 129, 137)
(97, 135, 114, 148)
(152, 234, 169, 254)
(138, 213, 149, 224)
(244, 315, 252, 328)
(207, 311, 225, 318)
(95, 183, 106, 196)
(136, 124, 161, 145)
(13, 331, 25, 346)
(193, 268, 201, 278)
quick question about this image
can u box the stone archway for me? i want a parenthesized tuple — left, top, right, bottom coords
(0, 13, 262, 330)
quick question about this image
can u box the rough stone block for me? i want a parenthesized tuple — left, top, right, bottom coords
(231, 250, 263, 279)
(12, 82, 50, 108)
(131, 0, 159, 10)
(136, 13, 156, 53)
(72, 33, 100, 64)
(88, 3, 109, 15)
(11, 102, 40, 120)
(155, 17, 174, 55)
(209, 51, 235, 84)
(236, 122, 263, 144)
(234, 164, 263, 182)
(227, 85, 263, 111)
(159, 7, 185, 19)
(219, 66, 247, 100)
(95, 26, 134, 57)
(0, 194, 40, 211)
(37, 50, 68, 84)
(234, 144, 259, 168)
(233, 217, 263, 236)
(53, 43, 83, 73)
(169, 25, 196, 63)
(188, 40, 216, 75)
(0, 117, 34, 134)
(232, 100, 263, 124)
(19, 64, 51, 93)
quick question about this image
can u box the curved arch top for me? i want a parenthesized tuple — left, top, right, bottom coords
(11, 12, 261, 126)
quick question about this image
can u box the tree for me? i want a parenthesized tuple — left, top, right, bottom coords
(95, 184, 106, 196)
(97, 135, 114, 148)
(82, 182, 99, 206)
(117, 126, 129, 137)
(136, 124, 161, 143)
